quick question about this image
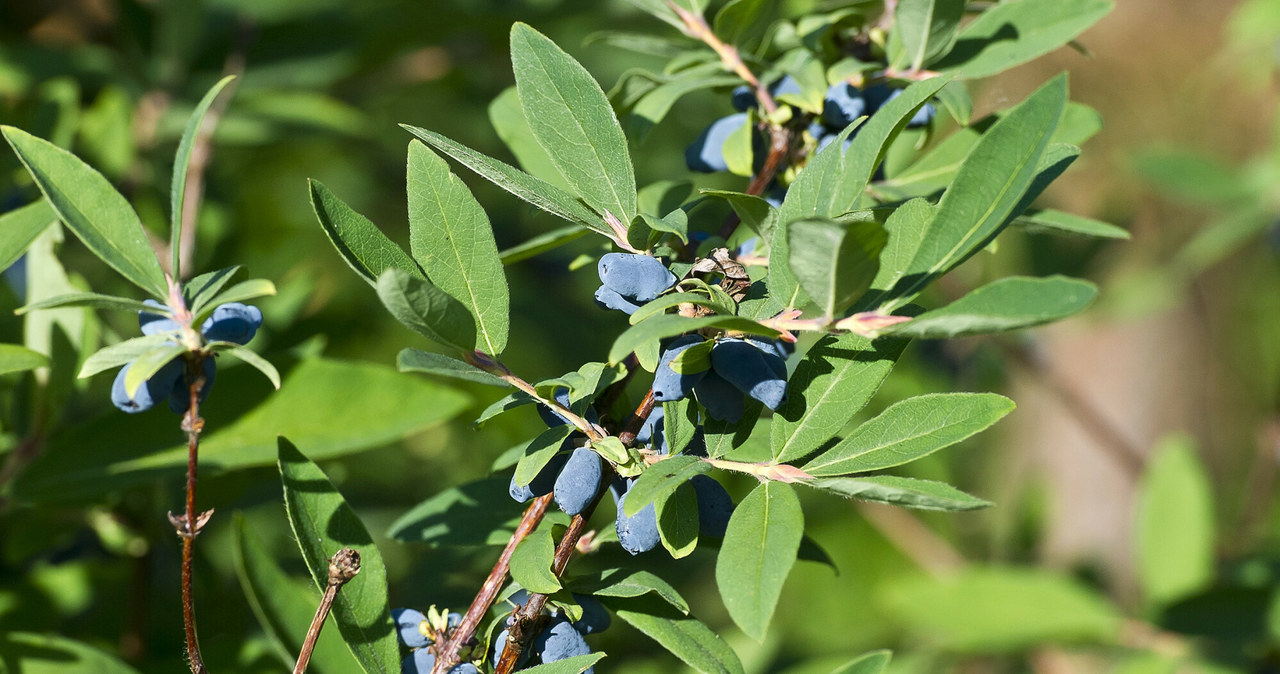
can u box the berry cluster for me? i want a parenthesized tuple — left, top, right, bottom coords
(490, 591, 609, 673)
(653, 334, 791, 422)
(814, 81, 935, 154)
(393, 608, 477, 674)
(509, 387, 602, 516)
(111, 301, 262, 414)
(592, 253, 677, 315)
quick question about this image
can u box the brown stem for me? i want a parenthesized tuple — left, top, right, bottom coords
(172, 357, 211, 674)
(617, 389, 656, 448)
(429, 495, 553, 674)
(294, 548, 361, 674)
(668, 2, 777, 114)
(716, 125, 793, 241)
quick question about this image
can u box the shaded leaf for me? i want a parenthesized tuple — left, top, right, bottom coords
(510, 522, 561, 594)
(0, 199, 55, 273)
(1136, 435, 1215, 606)
(397, 348, 508, 387)
(500, 225, 589, 265)
(895, 0, 965, 70)
(310, 179, 424, 287)
(614, 610, 744, 674)
(376, 268, 476, 353)
(1012, 208, 1129, 239)
(568, 569, 690, 614)
(518, 654, 607, 674)
(488, 85, 572, 191)
(656, 481, 700, 558)
(217, 344, 281, 389)
(934, 0, 1114, 79)
(625, 455, 710, 516)
(831, 650, 892, 674)
(0, 632, 140, 673)
(788, 218, 885, 317)
(388, 477, 529, 546)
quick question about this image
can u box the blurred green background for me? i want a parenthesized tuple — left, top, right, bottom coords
(2, 0, 1279, 672)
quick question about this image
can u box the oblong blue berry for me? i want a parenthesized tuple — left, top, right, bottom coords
(597, 254, 676, 302)
(652, 335, 709, 404)
(201, 302, 263, 345)
(614, 478, 660, 555)
(571, 593, 611, 635)
(710, 339, 787, 410)
(138, 299, 180, 336)
(167, 357, 216, 414)
(685, 113, 748, 174)
(593, 285, 643, 315)
(401, 649, 435, 674)
(392, 608, 431, 648)
(554, 448, 603, 515)
(533, 616, 593, 668)
(111, 358, 185, 414)
(537, 386, 573, 427)
(634, 404, 663, 447)
(693, 370, 744, 423)
(823, 82, 867, 129)
(510, 449, 569, 503)
(690, 474, 734, 538)
(731, 85, 755, 111)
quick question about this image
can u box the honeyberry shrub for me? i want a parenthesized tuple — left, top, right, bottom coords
(305, 1, 1119, 673)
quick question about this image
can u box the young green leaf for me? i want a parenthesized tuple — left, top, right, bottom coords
(656, 481, 700, 558)
(216, 344, 281, 389)
(624, 455, 710, 516)
(807, 476, 991, 511)
(171, 75, 236, 278)
(882, 276, 1097, 339)
(715, 481, 803, 640)
(895, 0, 965, 71)
(376, 268, 477, 353)
(78, 334, 173, 378)
(613, 609, 745, 674)
(609, 315, 779, 364)
(193, 279, 276, 324)
(123, 343, 185, 398)
(934, 0, 1114, 79)
(397, 348, 508, 387)
(510, 22, 637, 225)
(0, 199, 56, 272)
(787, 218, 886, 318)
(513, 425, 575, 487)
(831, 650, 892, 674)
(310, 179, 425, 287)
(17, 292, 160, 316)
(1136, 435, 1215, 607)
(771, 334, 908, 463)
(802, 393, 1014, 476)
(185, 265, 242, 315)
(277, 438, 399, 674)
(2, 126, 167, 297)
(406, 141, 509, 355)
(510, 522, 562, 594)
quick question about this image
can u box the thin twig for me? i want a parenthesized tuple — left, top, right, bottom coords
(169, 356, 212, 674)
(430, 495, 553, 674)
(294, 548, 361, 674)
(668, 2, 777, 114)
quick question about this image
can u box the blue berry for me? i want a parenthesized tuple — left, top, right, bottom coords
(533, 616, 593, 669)
(865, 85, 934, 127)
(693, 370, 745, 423)
(111, 358, 184, 414)
(201, 302, 263, 344)
(597, 253, 677, 302)
(710, 339, 787, 410)
(823, 83, 867, 128)
(614, 478, 660, 555)
(731, 85, 755, 111)
(744, 335, 793, 361)
(138, 299, 179, 336)
(593, 286, 643, 315)
(634, 405, 663, 448)
(685, 113, 748, 173)
(571, 594, 611, 635)
(401, 649, 435, 674)
(769, 75, 802, 100)
(393, 608, 431, 648)
(553, 448, 603, 515)
(537, 387, 573, 427)
(652, 335, 709, 404)
(167, 357, 216, 414)
(510, 450, 569, 503)
(449, 664, 478, 674)
(691, 475, 734, 538)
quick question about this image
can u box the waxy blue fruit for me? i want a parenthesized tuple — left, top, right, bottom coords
(597, 253, 677, 302)
(710, 339, 787, 410)
(401, 649, 435, 674)
(691, 474, 734, 538)
(111, 359, 184, 414)
(652, 335, 709, 404)
(823, 82, 867, 128)
(533, 616, 593, 670)
(685, 112, 748, 173)
(392, 607, 431, 648)
(571, 593, 611, 635)
(613, 478, 660, 554)
(593, 286, 643, 315)
(693, 370, 745, 423)
(554, 448, 603, 515)
(201, 302, 263, 344)
(510, 449, 570, 503)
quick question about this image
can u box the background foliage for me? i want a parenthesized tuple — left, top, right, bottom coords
(1, 0, 1279, 672)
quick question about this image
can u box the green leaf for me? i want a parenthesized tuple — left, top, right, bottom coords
(0, 199, 55, 272)
(1, 126, 167, 297)
(17, 358, 471, 501)
(934, 0, 1114, 79)
(388, 477, 531, 546)
(663, 399, 699, 455)
(518, 654, 607, 674)
(78, 334, 174, 378)
(310, 179, 425, 287)
(807, 476, 991, 511)
(185, 265, 242, 315)
(194, 279, 276, 323)
(217, 344, 281, 389)
(568, 569, 689, 614)
(513, 425, 575, 487)
(624, 455, 710, 516)
(882, 567, 1123, 651)
(629, 293, 734, 325)
(233, 514, 356, 674)
(0, 344, 48, 375)
(714, 0, 776, 47)
(406, 141, 510, 355)
(396, 348, 508, 387)
(610, 315, 778, 364)
(510, 23, 637, 224)
(17, 292, 159, 316)
(883, 276, 1097, 339)
(171, 75, 235, 278)
(376, 268, 477, 353)
(831, 650, 892, 674)
(700, 190, 775, 239)
(278, 438, 399, 674)
(0, 632, 141, 673)
(401, 125, 605, 235)
(1136, 435, 1215, 607)
(1012, 208, 1130, 239)
(895, 0, 965, 70)
(613, 610, 745, 674)
(630, 69, 740, 141)
(803, 393, 1014, 476)
(881, 75, 1068, 310)
(500, 225, 589, 265)
(123, 342, 185, 397)
(787, 218, 885, 318)
(715, 482, 803, 640)
(510, 522, 561, 594)
(771, 334, 908, 463)
(488, 86, 573, 191)
(656, 481, 700, 558)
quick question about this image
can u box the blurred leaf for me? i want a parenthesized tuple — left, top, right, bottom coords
(882, 567, 1123, 650)
(803, 393, 1014, 476)
(1053, 102, 1103, 146)
(1, 126, 167, 297)
(625, 0, 710, 32)
(511, 23, 637, 224)
(613, 609, 744, 674)
(569, 569, 690, 614)
(489, 86, 573, 191)
(630, 67, 739, 141)
(656, 481, 700, 558)
(831, 650, 892, 674)
(1136, 150, 1251, 206)
(1136, 435, 1215, 607)
(788, 218, 886, 317)
(278, 438, 399, 674)
(625, 455, 710, 516)
(518, 654, 607, 673)
(500, 225, 589, 265)
(609, 315, 778, 364)
(402, 125, 605, 235)
(79, 334, 175, 378)
(510, 522, 561, 594)
(934, 0, 1114, 79)
(895, 0, 965, 71)
(16, 358, 471, 501)
(771, 334, 908, 464)
(376, 268, 476, 353)
(0, 344, 48, 375)
(700, 190, 775, 239)
(0, 632, 140, 673)
(407, 141, 509, 356)
(714, 0, 777, 47)
(808, 476, 991, 511)
(883, 276, 1097, 339)
(310, 180, 424, 287)
(171, 76, 236, 278)
(17, 292, 158, 316)
(716, 482, 803, 640)
(388, 477, 529, 546)
(1012, 208, 1130, 239)
(397, 348, 507, 387)
(233, 514, 355, 674)
(0, 199, 55, 273)
(881, 75, 1067, 310)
